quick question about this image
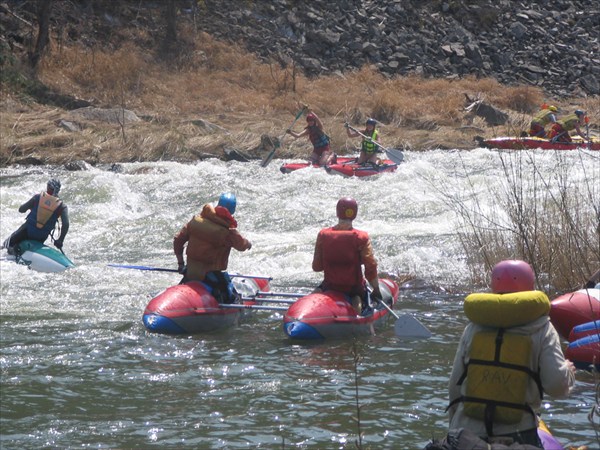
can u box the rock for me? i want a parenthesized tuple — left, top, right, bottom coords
(64, 160, 91, 171)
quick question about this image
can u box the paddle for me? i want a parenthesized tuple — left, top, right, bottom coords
(374, 298, 432, 338)
(107, 264, 273, 280)
(345, 124, 405, 165)
(260, 105, 308, 168)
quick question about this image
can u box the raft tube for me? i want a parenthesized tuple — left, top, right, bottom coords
(282, 278, 399, 340)
(142, 276, 270, 335)
(549, 288, 600, 339)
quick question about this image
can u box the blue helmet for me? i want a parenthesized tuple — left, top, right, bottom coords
(574, 109, 585, 117)
(366, 118, 377, 126)
(47, 179, 61, 195)
(218, 192, 236, 214)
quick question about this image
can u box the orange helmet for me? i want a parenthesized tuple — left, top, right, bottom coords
(336, 197, 358, 221)
(491, 260, 535, 294)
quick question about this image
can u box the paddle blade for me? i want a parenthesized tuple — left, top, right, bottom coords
(260, 143, 279, 168)
(385, 148, 404, 165)
(394, 314, 432, 338)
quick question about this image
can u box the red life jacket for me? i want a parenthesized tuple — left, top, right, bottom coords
(320, 228, 369, 293)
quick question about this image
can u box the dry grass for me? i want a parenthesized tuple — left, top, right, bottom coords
(1, 29, 598, 165)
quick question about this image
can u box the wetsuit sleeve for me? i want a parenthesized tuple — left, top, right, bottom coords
(312, 231, 324, 272)
(18, 195, 38, 213)
(226, 229, 251, 252)
(173, 222, 190, 265)
(56, 206, 69, 243)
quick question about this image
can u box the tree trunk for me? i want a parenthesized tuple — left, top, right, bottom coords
(165, 0, 177, 44)
(29, 0, 53, 71)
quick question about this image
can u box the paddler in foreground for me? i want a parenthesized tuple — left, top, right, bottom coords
(173, 192, 252, 303)
(311, 197, 383, 315)
(426, 260, 575, 449)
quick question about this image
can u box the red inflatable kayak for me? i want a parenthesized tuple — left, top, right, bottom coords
(283, 278, 399, 339)
(549, 288, 600, 339)
(325, 160, 397, 177)
(280, 156, 355, 174)
(142, 276, 270, 335)
(481, 136, 600, 151)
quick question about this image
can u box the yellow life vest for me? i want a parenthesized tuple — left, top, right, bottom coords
(36, 192, 62, 229)
(450, 291, 548, 436)
(463, 329, 533, 425)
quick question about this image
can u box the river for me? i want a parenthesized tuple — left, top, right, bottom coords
(1, 148, 598, 449)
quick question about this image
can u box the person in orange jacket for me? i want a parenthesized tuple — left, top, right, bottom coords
(312, 197, 382, 314)
(173, 192, 251, 303)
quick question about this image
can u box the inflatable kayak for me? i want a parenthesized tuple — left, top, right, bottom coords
(325, 160, 397, 177)
(280, 156, 356, 174)
(565, 320, 600, 371)
(283, 278, 399, 339)
(549, 288, 600, 339)
(480, 136, 600, 151)
(538, 419, 565, 450)
(566, 332, 600, 371)
(143, 276, 271, 335)
(4, 239, 74, 273)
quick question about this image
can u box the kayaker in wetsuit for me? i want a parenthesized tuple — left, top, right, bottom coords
(547, 109, 587, 143)
(286, 110, 333, 165)
(312, 197, 383, 315)
(528, 105, 558, 138)
(173, 193, 252, 303)
(2, 179, 69, 255)
(345, 118, 381, 166)
(445, 260, 575, 448)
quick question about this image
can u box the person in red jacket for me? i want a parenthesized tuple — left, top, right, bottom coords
(286, 110, 333, 165)
(173, 193, 251, 303)
(312, 197, 382, 314)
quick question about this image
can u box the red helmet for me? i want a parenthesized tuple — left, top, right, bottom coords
(306, 113, 316, 123)
(491, 260, 535, 293)
(336, 197, 358, 220)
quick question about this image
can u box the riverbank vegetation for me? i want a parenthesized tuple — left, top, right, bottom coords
(440, 152, 599, 294)
(2, 29, 599, 167)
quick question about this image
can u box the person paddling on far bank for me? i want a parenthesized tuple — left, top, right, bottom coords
(2, 179, 69, 255)
(528, 105, 559, 138)
(312, 197, 382, 315)
(547, 109, 587, 143)
(286, 110, 333, 166)
(345, 118, 381, 165)
(173, 192, 252, 303)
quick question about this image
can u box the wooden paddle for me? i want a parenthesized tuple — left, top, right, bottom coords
(260, 105, 308, 168)
(345, 124, 405, 165)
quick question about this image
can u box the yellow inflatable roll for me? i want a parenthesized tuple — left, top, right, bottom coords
(464, 290, 550, 328)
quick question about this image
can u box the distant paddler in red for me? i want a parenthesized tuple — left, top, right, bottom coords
(286, 109, 333, 165)
(312, 197, 382, 314)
